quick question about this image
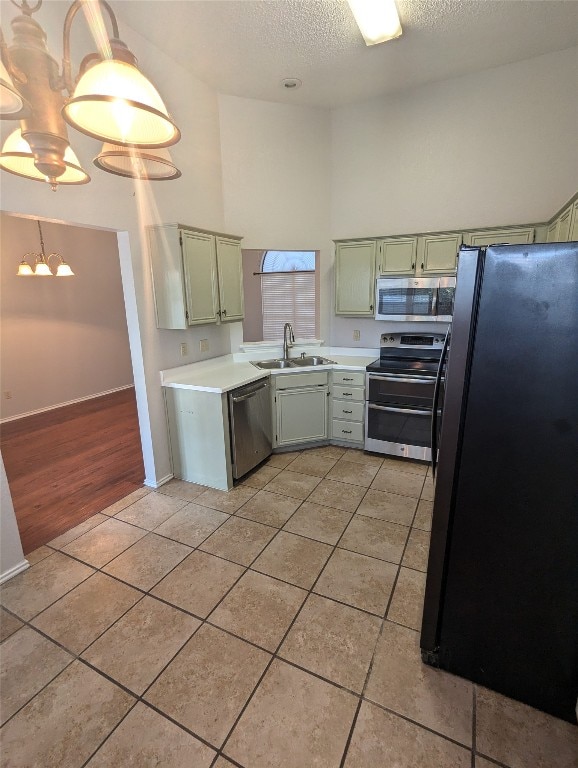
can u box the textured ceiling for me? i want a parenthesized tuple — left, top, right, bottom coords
(109, 0, 578, 108)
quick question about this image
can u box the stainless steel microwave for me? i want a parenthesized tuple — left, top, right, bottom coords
(375, 276, 456, 322)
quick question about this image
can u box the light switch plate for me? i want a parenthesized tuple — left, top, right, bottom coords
(199, 339, 209, 352)
(353, 330, 361, 341)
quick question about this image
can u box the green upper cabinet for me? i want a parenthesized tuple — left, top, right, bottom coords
(556, 205, 573, 242)
(335, 240, 376, 316)
(546, 220, 559, 243)
(463, 227, 535, 247)
(215, 236, 244, 322)
(376, 237, 417, 275)
(148, 224, 243, 329)
(416, 233, 462, 275)
(570, 200, 578, 241)
(182, 231, 220, 325)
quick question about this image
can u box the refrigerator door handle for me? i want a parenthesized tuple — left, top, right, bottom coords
(430, 326, 451, 479)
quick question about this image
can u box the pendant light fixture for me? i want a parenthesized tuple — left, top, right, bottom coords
(93, 143, 181, 181)
(17, 220, 75, 277)
(0, 0, 181, 190)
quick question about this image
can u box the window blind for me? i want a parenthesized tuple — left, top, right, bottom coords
(261, 272, 316, 340)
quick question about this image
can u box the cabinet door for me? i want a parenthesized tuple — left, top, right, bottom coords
(464, 228, 534, 247)
(556, 206, 573, 242)
(216, 237, 244, 322)
(182, 232, 220, 325)
(377, 238, 417, 275)
(335, 241, 376, 316)
(570, 201, 578, 242)
(546, 221, 559, 243)
(148, 226, 187, 329)
(276, 388, 328, 445)
(417, 233, 462, 275)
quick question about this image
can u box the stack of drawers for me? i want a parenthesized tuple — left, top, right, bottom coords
(331, 370, 365, 445)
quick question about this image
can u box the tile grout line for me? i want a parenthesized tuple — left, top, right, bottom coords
(339, 472, 427, 767)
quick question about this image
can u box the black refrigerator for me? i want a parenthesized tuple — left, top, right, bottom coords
(420, 242, 578, 724)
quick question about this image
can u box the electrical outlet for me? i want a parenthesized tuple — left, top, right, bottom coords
(199, 339, 209, 353)
(353, 330, 361, 341)
(180, 342, 188, 357)
(3, 391, 12, 400)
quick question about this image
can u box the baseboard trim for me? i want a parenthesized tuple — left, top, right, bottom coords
(0, 559, 30, 584)
(144, 473, 173, 489)
(0, 385, 134, 424)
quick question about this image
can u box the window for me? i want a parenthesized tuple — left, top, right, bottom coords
(260, 251, 317, 341)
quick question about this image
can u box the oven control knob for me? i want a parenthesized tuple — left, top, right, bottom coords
(389, 336, 394, 342)
(435, 338, 439, 343)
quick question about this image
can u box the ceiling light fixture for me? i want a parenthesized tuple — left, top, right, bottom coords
(93, 143, 181, 181)
(17, 220, 75, 276)
(0, 0, 181, 190)
(347, 0, 403, 46)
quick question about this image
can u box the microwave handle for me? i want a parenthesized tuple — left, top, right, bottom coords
(431, 285, 438, 315)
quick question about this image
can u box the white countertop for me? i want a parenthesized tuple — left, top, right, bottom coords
(160, 347, 378, 394)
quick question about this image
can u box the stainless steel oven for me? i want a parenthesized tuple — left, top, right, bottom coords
(365, 333, 445, 460)
(375, 276, 456, 322)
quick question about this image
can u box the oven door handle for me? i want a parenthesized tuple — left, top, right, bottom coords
(431, 326, 451, 479)
(368, 374, 435, 385)
(368, 404, 432, 416)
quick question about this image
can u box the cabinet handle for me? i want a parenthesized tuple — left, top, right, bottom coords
(421, 262, 424, 270)
(411, 262, 415, 269)
(341, 429, 352, 434)
(369, 304, 374, 311)
(342, 392, 353, 397)
(343, 410, 352, 414)
(222, 308, 227, 317)
(216, 309, 221, 317)
(343, 377, 353, 381)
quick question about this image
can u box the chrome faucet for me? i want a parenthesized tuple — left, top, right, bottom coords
(283, 322, 295, 360)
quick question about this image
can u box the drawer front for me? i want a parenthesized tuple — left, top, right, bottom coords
(332, 370, 365, 387)
(332, 400, 364, 422)
(274, 371, 329, 390)
(332, 419, 364, 443)
(332, 385, 365, 402)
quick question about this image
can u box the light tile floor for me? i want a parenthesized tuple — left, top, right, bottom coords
(1, 446, 576, 768)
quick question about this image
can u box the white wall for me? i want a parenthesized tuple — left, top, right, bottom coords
(0, 3, 228, 488)
(329, 46, 578, 345)
(0, 452, 27, 583)
(1, 214, 134, 419)
(218, 95, 332, 341)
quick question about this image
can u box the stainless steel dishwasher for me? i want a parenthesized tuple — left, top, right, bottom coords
(228, 378, 272, 479)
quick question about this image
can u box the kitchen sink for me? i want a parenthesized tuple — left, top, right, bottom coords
(252, 359, 296, 369)
(252, 356, 335, 370)
(290, 356, 335, 366)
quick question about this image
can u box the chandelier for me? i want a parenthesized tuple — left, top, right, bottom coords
(17, 219, 75, 276)
(0, 0, 181, 189)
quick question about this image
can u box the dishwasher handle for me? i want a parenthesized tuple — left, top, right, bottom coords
(231, 380, 269, 403)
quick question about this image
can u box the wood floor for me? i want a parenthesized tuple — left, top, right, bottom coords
(1, 388, 145, 555)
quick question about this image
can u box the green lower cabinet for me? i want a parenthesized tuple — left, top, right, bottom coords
(275, 387, 328, 446)
(570, 201, 578, 241)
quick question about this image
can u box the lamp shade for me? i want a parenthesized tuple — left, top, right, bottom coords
(94, 143, 181, 180)
(34, 260, 52, 276)
(17, 260, 34, 276)
(0, 60, 24, 115)
(55, 260, 74, 277)
(0, 130, 90, 185)
(63, 60, 180, 148)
